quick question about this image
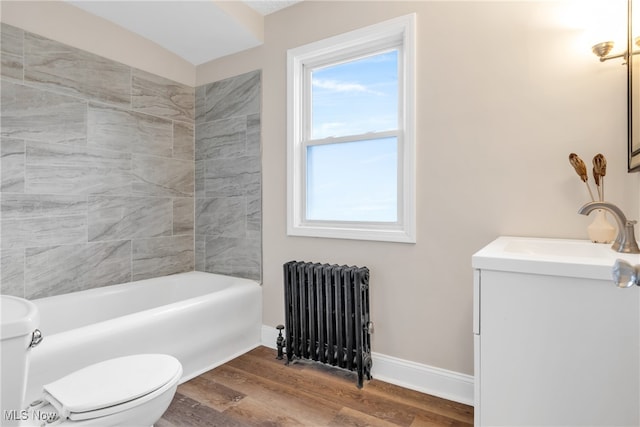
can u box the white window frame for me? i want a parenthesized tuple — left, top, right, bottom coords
(287, 14, 416, 243)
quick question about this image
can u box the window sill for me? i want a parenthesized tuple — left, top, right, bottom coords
(287, 222, 416, 243)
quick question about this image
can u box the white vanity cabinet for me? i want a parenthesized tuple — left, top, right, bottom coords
(473, 237, 640, 427)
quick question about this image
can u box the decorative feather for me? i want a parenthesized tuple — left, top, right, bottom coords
(569, 153, 588, 182)
(569, 153, 595, 202)
(592, 154, 607, 201)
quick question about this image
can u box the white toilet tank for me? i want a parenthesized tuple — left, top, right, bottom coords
(1, 296, 41, 427)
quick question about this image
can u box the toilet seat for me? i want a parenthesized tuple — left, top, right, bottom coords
(41, 354, 182, 422)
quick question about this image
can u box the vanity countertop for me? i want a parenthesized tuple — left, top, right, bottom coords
(472, 236, 640, 280)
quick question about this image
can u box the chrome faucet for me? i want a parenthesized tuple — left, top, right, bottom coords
(578, 201, 640, 254)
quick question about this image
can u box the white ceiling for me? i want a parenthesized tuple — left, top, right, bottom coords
(66, 1, 302, 65)
(244, 0, 301, 15)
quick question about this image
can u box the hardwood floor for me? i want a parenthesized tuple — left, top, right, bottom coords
(158, 346, 473, 427)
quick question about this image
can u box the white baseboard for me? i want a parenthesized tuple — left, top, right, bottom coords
(371, 352, 474, 406)
(260, 325, 474, 406)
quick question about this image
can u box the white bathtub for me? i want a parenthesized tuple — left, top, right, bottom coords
(24, 271, 262, 403)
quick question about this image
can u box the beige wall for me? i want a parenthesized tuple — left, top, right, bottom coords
(198, 1, 640, 376)
(3, 0, 639, 376)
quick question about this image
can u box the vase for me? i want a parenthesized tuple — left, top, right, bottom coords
(587, 209, 616, 244)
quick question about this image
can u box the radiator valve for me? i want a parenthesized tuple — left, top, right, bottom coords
(276, 324, 286, 360)
(366, 321, 374, 334)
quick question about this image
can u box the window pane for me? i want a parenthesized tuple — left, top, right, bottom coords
(311, 50, 398, 139)
(306, 137, 397, 222)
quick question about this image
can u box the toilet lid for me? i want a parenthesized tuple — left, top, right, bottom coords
(42, 354, 182, 420)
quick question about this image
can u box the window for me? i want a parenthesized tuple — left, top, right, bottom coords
(287, 14, 416, 242)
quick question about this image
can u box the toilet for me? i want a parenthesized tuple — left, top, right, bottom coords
(1, 295, 182, 427)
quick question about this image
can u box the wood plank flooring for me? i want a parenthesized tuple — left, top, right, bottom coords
(157, 346, 473, 427)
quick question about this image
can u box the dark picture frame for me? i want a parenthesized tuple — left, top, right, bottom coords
(628, 0, 640, 171)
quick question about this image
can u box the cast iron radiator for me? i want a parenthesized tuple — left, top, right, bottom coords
(282, 260, 373, 388)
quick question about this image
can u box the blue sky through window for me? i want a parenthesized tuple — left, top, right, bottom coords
(306, 138, 398, 222)
(288, 15, 415, 241)
(306, 50, 400, 223)
(311, 50, 399, 139)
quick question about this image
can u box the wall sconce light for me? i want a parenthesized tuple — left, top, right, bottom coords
(592, 38, 640, 62)
(593, 0, 637, 63)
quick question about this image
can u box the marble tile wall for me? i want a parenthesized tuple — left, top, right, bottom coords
(0, 23, 195, 298)
(195, 71, 262, 281)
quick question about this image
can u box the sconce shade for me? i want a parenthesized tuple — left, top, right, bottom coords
(592, 41, 615, 58)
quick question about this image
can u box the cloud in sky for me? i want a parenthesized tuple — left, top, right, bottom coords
(312, 78, 382, 95)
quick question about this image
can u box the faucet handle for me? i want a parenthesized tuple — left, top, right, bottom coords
(623, 221, 640, 253)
